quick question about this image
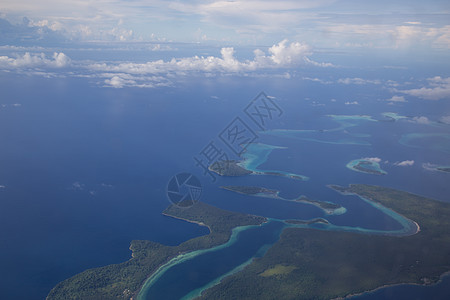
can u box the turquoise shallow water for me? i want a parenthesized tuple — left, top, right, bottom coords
(139, 141, 420, 299)
(346, 158, 388, 175)
(1, 71, 449, 299)
(240, 142, 309, 180)
(137, 108, 450, 298)
(138, 221, 285, 300)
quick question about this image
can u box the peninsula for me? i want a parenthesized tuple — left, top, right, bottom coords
(46, 202, 265, 300)
(221, 185, 344, 215)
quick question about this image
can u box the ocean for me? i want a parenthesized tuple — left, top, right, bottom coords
(0, 67, 449, 299)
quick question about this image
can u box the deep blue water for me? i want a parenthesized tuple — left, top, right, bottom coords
(0, 70, 449, 299)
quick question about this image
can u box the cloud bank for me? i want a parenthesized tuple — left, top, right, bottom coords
(338, 78, 381, 85)
(0, 40, 332, 88)
(89, 39, 322, 75)
(2, 1, 449, 49)
(439, 116, 450, 124)
(410, 116, 430, 124)
(400, 76, 450, 100)
(0, 52, 70, 69)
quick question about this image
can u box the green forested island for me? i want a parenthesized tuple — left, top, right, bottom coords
(220, 185, 279, 197)
(197, 184, 450, 299)
(294, 195, 341, 212)
(46, 202, 265, 300)
(221, 185, 343, 215)
(347, 159, 387, 175)
(285, 218, 329, 225)
(208, 160, 253, 176)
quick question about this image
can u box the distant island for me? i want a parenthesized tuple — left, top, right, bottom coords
(209, 160, 308, 180)
(209, 160, 253, 176)
(220, 185, 345, 215)
(347, 158, 387, 175)
(422, 163, 450, 173)
(220, 185, 279, 197)
(199, 185, 450, 300)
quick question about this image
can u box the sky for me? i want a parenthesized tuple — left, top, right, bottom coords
(0, 0, 449, 97)
(1, 0, 449, 48)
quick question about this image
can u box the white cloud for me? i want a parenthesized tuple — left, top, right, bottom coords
(410, 116, 430, 124)
(394, 160, 414, 167)
(338, 77, 381, 85)
(100, 183, 114, 188)
(0, 185, 5, 189)
(105, 75, 132, 88)
(52, 52, 71, 67)
(324, 23, 450, 49)
(89, 40, 327, 75)
(364, 157, 382, 163)
(0, 52, 70, 69)
(2, 1, 450, 49)
(101, 73, 170, 88)
(170, 1, 336, 34)
(344, 101, 359, 105)
(0, 40, 330, 88)
(387, 95, 406, 102)
(422, 163, 434, 171)
(267, 40, 311, 65)
(0, 103, 22, 109)
(70, 181, 85, 190)
(439, 116, 450, 124)
(302, 77, 332, 84)
(400, 76, 450, 100)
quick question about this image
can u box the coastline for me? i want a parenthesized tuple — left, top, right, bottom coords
(136, 222, 270, 300)
(327, 184, 420, 236)
(221, 185, 344, 216)
(162, 212, 212, 234)
(334, 271, 450, 300)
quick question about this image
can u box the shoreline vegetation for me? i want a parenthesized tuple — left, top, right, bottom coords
(209, 159, 309, 181)
(46, 202, 265, 300)
(47, 184, 450, 300)
(334, 271, 450, 300)
(197, 184, 450, 299)
(220, 185, 345, 215)
(208, 160, 253, 176)
(346, 159, 387, 175)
